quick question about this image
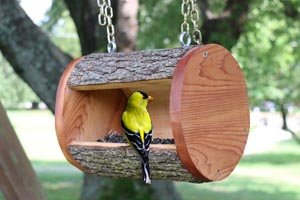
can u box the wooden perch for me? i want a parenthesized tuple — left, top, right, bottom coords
(69, 142, 200, 183)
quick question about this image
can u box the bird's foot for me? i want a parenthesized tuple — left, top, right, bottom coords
(144, 177, 151, 184)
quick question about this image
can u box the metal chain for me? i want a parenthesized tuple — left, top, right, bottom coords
(97, 0, 116, 53)
(180, 0, 202, 46)
(180, 0, 191, 46)
(97, 0, 201, 50)
(190, 0, 202, 45)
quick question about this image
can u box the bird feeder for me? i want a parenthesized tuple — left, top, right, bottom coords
(55, 44, 250, 183)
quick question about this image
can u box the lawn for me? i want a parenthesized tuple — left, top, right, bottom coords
(176, 140, 300, 200)
(1, 110, 300, 200)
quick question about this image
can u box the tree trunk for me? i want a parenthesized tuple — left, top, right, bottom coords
(0, 101, 46, 200)
(116, 0, 139, 51)
(280, 103, 288, 130)
(280, 103, 300, 144)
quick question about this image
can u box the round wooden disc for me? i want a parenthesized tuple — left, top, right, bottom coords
(170, 44, 250, 181)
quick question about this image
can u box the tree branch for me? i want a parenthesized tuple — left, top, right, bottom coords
(0, 0, 72, 112)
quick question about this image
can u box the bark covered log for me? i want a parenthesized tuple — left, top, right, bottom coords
(69, 142, 200, 183)
(68, 47, 193, 89)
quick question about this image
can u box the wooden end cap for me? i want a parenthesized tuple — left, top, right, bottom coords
(170, 44, 250, 181)
(55, 58, 84, 169)
(55, 58, 126, 170)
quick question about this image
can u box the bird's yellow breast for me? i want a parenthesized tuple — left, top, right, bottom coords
(122, 109, 152, 142)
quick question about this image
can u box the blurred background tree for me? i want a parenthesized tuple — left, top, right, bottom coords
(234, 0, 300, 141)
(0, 0, 300, 199)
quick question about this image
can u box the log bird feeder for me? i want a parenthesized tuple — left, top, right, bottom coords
(55, 44, 250, 183)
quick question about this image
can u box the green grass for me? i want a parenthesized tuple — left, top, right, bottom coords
(33, 161, 83, 200)
(176, 140, 300, 200)
(2, 110, 300, 200)
(7, 110, 65, 161)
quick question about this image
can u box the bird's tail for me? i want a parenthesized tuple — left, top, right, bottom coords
(141, 156, 151, 184)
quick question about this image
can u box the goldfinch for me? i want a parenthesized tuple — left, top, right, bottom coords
(121, 91, 153, 184)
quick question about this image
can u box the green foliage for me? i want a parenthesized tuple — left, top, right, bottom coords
(48, 15, 81, 58)
(233, 0, 300, 107)
(138, 0, 182, 49)
(42, 0, 81, 58)
(0, 56, 40, 109)
(137, 0, 227, 49)
(138, 0, 300, 109)
(42, 0, 66, 31)
(137, 0, 244, 50)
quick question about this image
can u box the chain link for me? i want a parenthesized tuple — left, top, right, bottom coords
(97, 0, 116, 53)
(180, 0, 202, 46)
(190, 0, 202, 45)
(180, 0, 191, 46)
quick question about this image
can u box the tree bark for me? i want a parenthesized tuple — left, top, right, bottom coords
(68, 47, 192, 89)
(69, 142, 200, 182)
(0, 101, 46, 200)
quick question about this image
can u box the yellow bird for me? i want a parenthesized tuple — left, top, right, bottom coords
(121, 91, 153, 184)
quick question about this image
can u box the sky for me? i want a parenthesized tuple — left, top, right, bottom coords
(20, 0, 52, 24)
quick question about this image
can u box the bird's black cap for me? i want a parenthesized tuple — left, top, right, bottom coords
(138, 91, 149, 99)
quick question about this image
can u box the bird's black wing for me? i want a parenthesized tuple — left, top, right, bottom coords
(121, 120, 153, 158)
(121, 120, 144, 151)
(144, 129, 152, 152)
(121, 120, 153, 184)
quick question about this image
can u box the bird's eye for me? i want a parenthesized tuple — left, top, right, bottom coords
(138, 91, 148, 99)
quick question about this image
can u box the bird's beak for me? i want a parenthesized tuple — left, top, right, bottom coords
(148, 96, 154, 101)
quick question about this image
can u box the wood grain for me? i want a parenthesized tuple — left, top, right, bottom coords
(69, 142, 201, 183)
(170, 44, 250, 181)
(55, 59, 126, 169)
(0, 101, 46, 199)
